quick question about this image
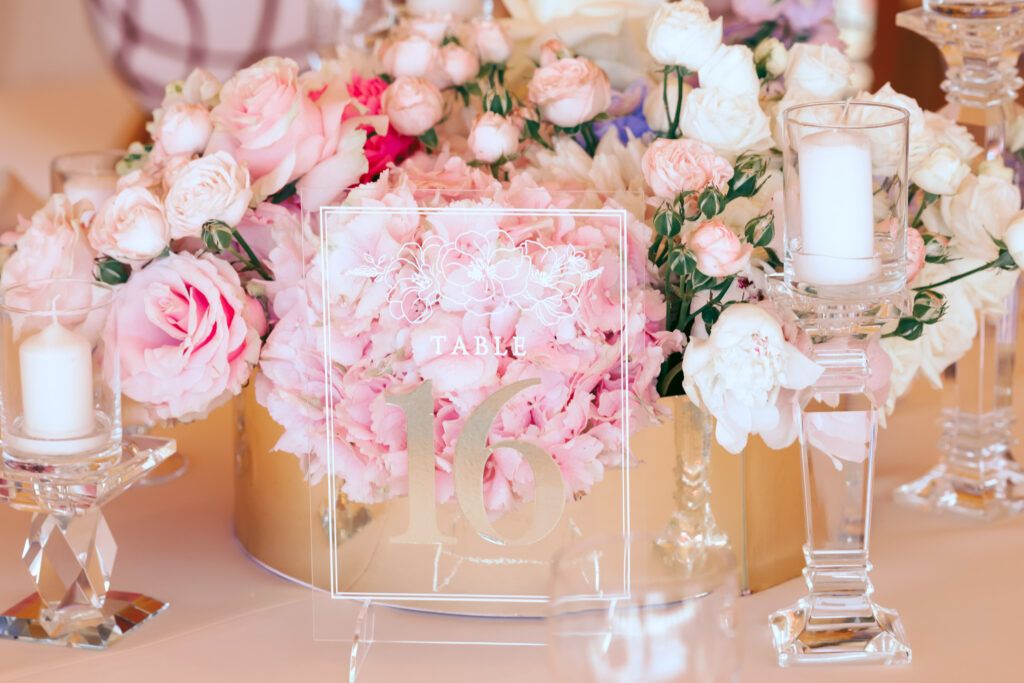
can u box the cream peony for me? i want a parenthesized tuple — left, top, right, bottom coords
(642, 75, 691, 134)
(853, 83, 928, 171)
(468, 112, 520, 163)
(680, 87, 773, 157)
(381, 77, 445, 136)
(978, 159, 1015, 183)
(939, 173, 1020, 261)
(923, 112, 980, 163)
(912, 146, 970, 196)
(645, 0, 723, 71)
(682, 303, 823, 454)
(89, 186, 170, 263)
(527, 56, 612, 128)
(783, 43, 852, 99)
(699, 44, 760, 99)
(881, 336, 922, 414)
(163, 151, 252, 239)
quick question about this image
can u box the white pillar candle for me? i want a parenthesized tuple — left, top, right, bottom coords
(794, 130, 880, 285)
(62, 174, 117, 210)
(19, 319, 96, 441)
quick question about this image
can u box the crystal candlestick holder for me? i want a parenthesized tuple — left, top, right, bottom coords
(0, 278, 176, 648)
(895, 2, 1024, 520)
(0, 434, 176, 648)
(768, 102, 912, 666)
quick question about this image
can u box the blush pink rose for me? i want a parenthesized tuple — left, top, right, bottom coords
(439, 43, 480, 87)
(380, 35, 442, 81)
(527, 56, 611, 128)
(468, 112, 520, 163)
(907, 227, 926, 283)
(113, 252, 266, 422)
(641, 138, 734, 200)
(539, 38, 570, 66)
(688, 219, 752, 277)
(1, 195, 96, 289)
(155, 102, 213, 156)
(208, 57, 380, 204)
(382, 77, 445, 137)
(470, 17, 512, 64)
(89, 186, 170, 263)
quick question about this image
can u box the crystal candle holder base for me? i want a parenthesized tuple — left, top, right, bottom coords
(0, 434, 175, 650)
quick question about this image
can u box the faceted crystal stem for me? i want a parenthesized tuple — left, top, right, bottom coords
(656, 396, 728, 565)
(25, 509, 116, 638)
(771, 341, 911, 665)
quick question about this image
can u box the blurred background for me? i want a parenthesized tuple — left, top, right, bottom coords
(0, 0, 939, 202)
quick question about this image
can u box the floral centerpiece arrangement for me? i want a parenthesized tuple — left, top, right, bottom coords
(3, 0, 1022, 517)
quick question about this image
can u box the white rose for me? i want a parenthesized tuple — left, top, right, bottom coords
(853, 83, 928, 170)
(682, 303, 822, 454)
(912, 146, 970, 196)
(680, 87, 773, 157)
(468, 113, 520, 163)
(642, 75, 691, 134)
(440, 43, 480, 86)
(978, 158, 1015, 182)
(164, 151, 252, 239)
(1005, 211, 1024, 268)
(646, 0, 723, 71)
(381, 35, 441, 79)
(754, 37, 787, 77)
(471, 18, 512, 64)
(784, 43, 852, 99)
(923, 112, 980, 163)
(699, 44, 760, 99)
(939, 173, 1020, 261)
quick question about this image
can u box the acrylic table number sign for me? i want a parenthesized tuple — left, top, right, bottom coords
(306, 199, 648, 678)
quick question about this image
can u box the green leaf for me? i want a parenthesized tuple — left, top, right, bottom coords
(267, 181, 297, 205)
(95, 257, 130, 285)
(891, 317, 925, 341)
(418, 128, 439, 151)
(701, 305, 720, 329)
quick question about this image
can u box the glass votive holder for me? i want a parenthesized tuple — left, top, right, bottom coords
(50, 150, 122, 209)
(782, 101, 909, 301)
(0, 279, 121, 464)
(548, 535, 739, 683)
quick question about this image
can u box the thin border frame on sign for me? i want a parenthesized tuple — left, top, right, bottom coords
(319, 204, 632, 605)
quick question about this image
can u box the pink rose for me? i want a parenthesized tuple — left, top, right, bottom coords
(527, 57, 611, 128)
(907, 226, 926, 283)
(112, 251, 266, 422)
(382, 77, 445, 137)
(156, 102, 213, 156)
(347, 73, 389, 115)
(1, 195, 96, 290)
(688, 219, 752, 277)
(468, 113, 520, 163)
(641, 138, 734, 200)
(89, 186, 169, 263)
(470, 17, 512, 64)
(405, 14, 452, 44)
(539, 38, 570, 66)
(440, 44, 480, 87)
(208, 57, 379, 204)
(163, 151, 252, 238)
(380, 35, 441, 80)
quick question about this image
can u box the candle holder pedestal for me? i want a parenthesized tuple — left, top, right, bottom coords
(896, 4, 1024, 520)
(766, 284, 912, 666)
(0, 434, 176, 649)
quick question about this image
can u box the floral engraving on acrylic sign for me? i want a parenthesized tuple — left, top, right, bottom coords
(350, 228, 603, 325)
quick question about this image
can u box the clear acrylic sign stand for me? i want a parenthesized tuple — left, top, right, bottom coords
(306, 197, 639, 681)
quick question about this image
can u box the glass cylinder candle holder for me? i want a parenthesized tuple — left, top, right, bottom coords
(50, 150, 122, 209)
(782, 101, 909, 302)
(0, 279, 121, 465)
